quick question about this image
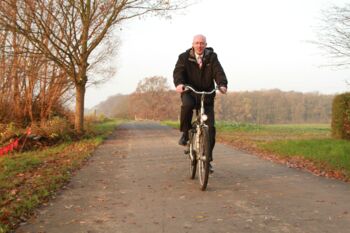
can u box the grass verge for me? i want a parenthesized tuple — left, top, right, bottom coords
(0, 119, 123, 233)
(258, 139, 350, 180)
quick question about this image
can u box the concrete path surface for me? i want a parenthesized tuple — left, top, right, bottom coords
(16, 121, 350, 233)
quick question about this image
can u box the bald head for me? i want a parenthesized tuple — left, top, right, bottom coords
(193, 34, 207, 43)
(192, 34, 207, 55)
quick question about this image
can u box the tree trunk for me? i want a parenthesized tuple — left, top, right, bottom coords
(75, 82, 86, 134)
(10, 2, 21, 122)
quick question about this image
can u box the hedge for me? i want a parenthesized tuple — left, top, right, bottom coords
(332, 93, 350, 139)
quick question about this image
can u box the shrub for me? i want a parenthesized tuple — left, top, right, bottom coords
(0, 122, 20, 144)
(331, 93, 350, 139)
(30, 117, 74, 142)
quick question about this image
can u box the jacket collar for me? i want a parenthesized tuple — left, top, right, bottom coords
(188, 47, 213, 63)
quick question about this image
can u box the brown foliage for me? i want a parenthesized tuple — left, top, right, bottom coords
(130, 76, 179, 120)
(331, 93, 350, 139)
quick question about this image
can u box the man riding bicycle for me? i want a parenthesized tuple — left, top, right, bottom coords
(173, 34, 228, 173)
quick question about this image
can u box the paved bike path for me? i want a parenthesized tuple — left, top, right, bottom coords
(17, 122, 350, 233)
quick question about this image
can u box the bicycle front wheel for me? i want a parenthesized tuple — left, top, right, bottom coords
(189, 131, 197, 179)
(198, 126, 210, 191)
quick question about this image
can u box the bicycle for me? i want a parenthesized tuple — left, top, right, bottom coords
(183, 85, 217, 191)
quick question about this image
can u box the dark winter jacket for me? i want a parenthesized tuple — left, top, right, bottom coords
(173, 47, 228, 105)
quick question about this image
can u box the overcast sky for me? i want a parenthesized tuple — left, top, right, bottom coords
(85, 0, 350, 108)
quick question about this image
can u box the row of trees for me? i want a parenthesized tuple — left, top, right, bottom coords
(0, 0, 185, 132)
(0, 27, 71, 126)
(93, 76, 334, 124)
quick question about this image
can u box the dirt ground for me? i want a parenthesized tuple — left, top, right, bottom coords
(16, 121, 350, 233)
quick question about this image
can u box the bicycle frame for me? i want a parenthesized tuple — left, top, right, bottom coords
(184, 85, 217, 190)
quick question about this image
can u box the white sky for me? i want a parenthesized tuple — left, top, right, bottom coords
(85, 0, 350, 108)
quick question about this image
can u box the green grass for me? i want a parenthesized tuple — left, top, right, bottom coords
(86, 118, 122, 137)
(162, 120, 331, 139)
(161, 120, 180, 129)
(215, 122, 350, 180)
(0, 118, 124, 233)
(216, 121, 330, 135)
(259, 139, 350, 176)
(217, 122, 331, 143)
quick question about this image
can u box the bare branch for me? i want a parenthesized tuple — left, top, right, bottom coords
(314, 3, 350, 69)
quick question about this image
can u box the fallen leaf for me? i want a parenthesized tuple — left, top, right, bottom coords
(10, 189, 18, 195)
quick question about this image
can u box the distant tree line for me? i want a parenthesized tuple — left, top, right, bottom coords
(215, 89, 333, 124)
(92, 76, 334, 124)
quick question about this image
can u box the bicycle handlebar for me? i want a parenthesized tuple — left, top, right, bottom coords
(183, 85, 218, 95)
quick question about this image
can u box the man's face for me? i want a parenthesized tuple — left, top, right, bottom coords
(192, 36, 207, 55)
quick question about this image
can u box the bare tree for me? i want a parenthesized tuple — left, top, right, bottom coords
(316, 4, 350, 68)
(136, 76, 170, 93)
(0, 0, 186, 133)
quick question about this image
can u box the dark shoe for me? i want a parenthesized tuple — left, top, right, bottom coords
(178, 132, 189, 146)
(209, 163, 214, 174)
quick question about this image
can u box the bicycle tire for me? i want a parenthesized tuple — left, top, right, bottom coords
(189, 130, 197, 179)
(198, 126, 210, 191)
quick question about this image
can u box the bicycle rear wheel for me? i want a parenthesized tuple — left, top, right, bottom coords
(198, 126, 210, 191)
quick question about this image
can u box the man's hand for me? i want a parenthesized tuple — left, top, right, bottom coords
(176, 84, 184, 93)
(219, 86, 227, 94)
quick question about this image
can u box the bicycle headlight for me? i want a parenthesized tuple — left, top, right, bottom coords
(201, 114, 208, 122)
